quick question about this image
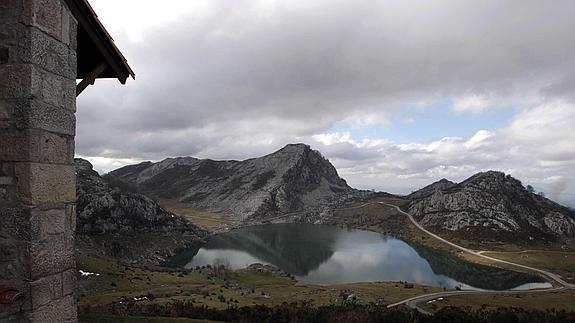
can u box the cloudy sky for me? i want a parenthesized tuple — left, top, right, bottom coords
(77, 0, 575, 206)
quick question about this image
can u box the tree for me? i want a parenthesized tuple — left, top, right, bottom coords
(538, 191, 546, 198)
(526, 185, 535, 193)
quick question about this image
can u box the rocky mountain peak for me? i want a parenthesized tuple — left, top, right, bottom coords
(407, 178, 456, 200)
(408, 170, 575, 240)
(274, 143, 311, 154)
(108, 144, 354, 219)
(460, 171, 523, 191)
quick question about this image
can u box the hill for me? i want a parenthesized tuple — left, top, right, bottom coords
(75, 158, 208, 264)
(407, 171, 575, 241)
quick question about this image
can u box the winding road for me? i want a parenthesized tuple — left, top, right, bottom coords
(245, 199, 573, 314)
(379, 202, 574, 314)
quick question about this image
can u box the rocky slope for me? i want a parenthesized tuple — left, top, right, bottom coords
(108, 144, 356, 220)
(408, 171, 575, 240)
(407, 178, 456, 200)
(76, 158, 207, 237)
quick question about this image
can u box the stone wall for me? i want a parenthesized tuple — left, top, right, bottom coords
(0, 0, 78, 321)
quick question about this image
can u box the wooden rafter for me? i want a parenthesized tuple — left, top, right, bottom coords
(76, 62, 108, 96)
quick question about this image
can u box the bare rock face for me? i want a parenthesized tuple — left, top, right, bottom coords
(75, 158, 207, 237)
(407, 178, 456, 200)
(408, 171, 575, 240)
(108, 144, 354, 220)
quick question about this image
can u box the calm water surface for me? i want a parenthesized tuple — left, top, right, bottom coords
(167, 223, 547, 290)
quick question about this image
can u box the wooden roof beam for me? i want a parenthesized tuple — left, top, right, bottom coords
(76, 62, 108, 96)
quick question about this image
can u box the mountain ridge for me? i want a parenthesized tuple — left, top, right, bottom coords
(108, 143, 356, 220)
(75, 158, 206, 236)
(407, 171, 575, 240)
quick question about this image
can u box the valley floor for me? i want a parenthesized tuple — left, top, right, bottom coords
(77, 197, 575, 321)
(77, 254, 444, 311)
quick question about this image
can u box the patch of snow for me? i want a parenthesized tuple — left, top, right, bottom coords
(79, 270, 100, 277)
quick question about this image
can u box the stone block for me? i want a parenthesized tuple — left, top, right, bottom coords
(6, 99, 76, 135)
(0, 0, 24, 25)
(0, 304, 26, 322)
(0, 186, 19, 206)
(61, 7, 70, 45)
(30, 272, 62, 308)
(0, 161, 14, 177)
(0, 63, 32, 100)
(0, 176, 14, 185)
(0, 128, 74, 163)
(29, 27, 75, 79)
(30, 205, 67, 240)
(26, 0, 63, 41)
(28, 293, 76, 323)
(69, 12, 77, 51)
(30, 67, 75, 110)
(27, 129, 74, 164)
(0, 128, 27, 160)
(29, 233, 74, 279)
(0, 162, 17, 204)
(0, 207, 31, 240)
(22, 100, 76, 134)
(66, 203, 76, 234)
(0, 238, 31, 281)
(15, 162, 76, 204)
(61, 268, 75, 296)
(0, 100, 11, 128)
(0, 21, 31, 65)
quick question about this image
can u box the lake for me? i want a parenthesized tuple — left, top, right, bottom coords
(166, 223, 547, 290)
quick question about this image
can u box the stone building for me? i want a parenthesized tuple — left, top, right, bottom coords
(0, 0, 133, 321)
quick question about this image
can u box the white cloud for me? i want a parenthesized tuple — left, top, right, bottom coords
(453, 95, 491, 113)
(312, 132, 353, 146)
(504, 100, 575, 165)
(464, 130, 495, 150)
(306, 100, 575, 206)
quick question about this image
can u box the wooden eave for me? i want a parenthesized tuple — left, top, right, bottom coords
(64, 0, 135, 95)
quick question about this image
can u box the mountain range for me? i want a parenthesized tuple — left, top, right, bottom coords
(76, 143, 575, 243)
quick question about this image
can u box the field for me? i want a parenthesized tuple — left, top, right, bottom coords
(419, 289, 575, 313)
(77, 254, 444, 312)
(159, 199, 236, 231)
(479, 251, 575, 284)
(80, 315, 223, 323)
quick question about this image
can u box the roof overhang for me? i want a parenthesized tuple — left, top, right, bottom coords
(64, 0, 135, 95)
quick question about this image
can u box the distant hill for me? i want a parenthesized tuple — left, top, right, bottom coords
(75, 158, 206, 237)
(408, 171, 575, 240)
(108, 144, 356, 220)
(407, 178, 456, 200)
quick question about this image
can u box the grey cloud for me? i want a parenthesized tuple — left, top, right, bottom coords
(78, 0, 575, 160)
(77, 0, 575, 205)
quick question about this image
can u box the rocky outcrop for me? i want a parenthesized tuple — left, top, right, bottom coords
(407, 178, 456, 200)
(108, 144, 356, 220)
(408, 171, 575, 240)
(75, 158, 207, 237)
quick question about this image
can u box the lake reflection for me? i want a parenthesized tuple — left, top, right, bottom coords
(169, 223, 545, 290)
